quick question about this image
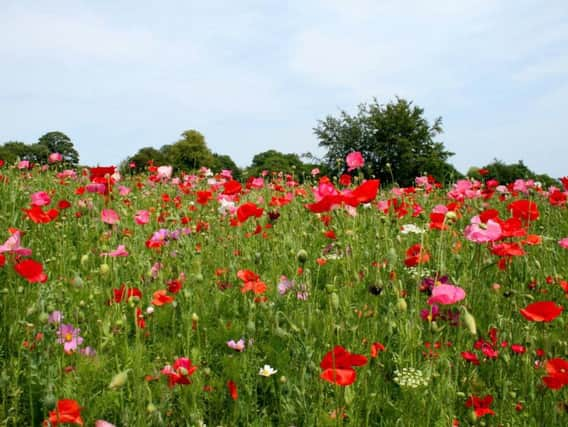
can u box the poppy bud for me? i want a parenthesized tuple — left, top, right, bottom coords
(330, 292, 340, 310)
(396, 298, 407, 312)
(146, 403, 157, 413)
(247, 320, 256, 333)
(109, 370, 129, 389)
(462, 307, 477, 335)
(99, 263, 110, 275)
(80, 254, 89, 265)
(296, 249, 308, 264)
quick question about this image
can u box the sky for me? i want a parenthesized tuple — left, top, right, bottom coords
(1, 0, 567, 177)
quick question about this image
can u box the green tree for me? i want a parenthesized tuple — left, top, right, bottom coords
(212, 153, 242, 180)
(125, 147, 168, 174)
(168, 130, 214, 173)
(37, 131, 79, 165)
(246, 149, 309, 179)
(468, 159, 558, 187)
(1, 141, 29, 163)
(314, 98, 458, 185)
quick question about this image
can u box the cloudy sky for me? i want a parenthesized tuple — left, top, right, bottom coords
(1, 0, 567, 177)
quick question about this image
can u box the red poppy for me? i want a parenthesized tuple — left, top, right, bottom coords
(161, 357, 197, 387)
(135, 307, 146, 329)
(338, 174, 352, 187)
(490, 242, 525, 258)
(429, 212, 447, 230)
(236, 202, 263, 223)
(508, 199, 539, 223)
(305, 195, 344, 213)
(549, 190, 567, 206)
(344, 179, 380, 206)
(227, 380, 238, 400)
(151, 290, 174, 306)
(0, 254, 5, 268)
(223, 180, 242, 195)
(404, 244, 430, 267)
(112, 284, 142, 303)
(14, 259, 47, 283)
(196, 191, 213, 205)
(370, 342, 386, 358)
(23, 205, 59, 224)
(520, 301, 563, 322)
(44, 399, 84, 426)
(461, 351, 480, 365)
(465, 395, 495, 418)
(542, 358, 568, 390)
(320, 345, 368, 386)
(237, 269, 260, 282)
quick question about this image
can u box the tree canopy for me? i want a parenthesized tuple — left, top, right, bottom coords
(38, 131, 79, 165)
(314, 98, 460, 185)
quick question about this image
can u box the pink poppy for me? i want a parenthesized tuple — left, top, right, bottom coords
(427, 284, 466, 305)
(101, 209, 120, 225)
(559, 238, 568, 249)
(101, 245, 129, 257)
(135, 210, 150, 225)
(0, 231, 32, 256)
(346, 151, 364, 171)
(31, 191, 51, 207)
(464, 216, 502, 243)
(157, 165, 173, 180)
(48, 152, 63, 163)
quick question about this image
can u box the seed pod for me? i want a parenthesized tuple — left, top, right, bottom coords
(330, 292, 340, 310)
(109, 370, 129, 389)
(296, 249, 308, 264)
(463, 307, 477, 335)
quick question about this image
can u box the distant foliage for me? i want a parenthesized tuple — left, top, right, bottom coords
(0, 131, 79, 166)
(468, 160, 559, 187)
(314, 98, 461, 186)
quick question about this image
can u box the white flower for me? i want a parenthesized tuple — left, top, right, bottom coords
(258, 364, 278, 377)
(400, 224, 425, 235)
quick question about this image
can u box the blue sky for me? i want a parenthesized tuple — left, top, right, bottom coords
(1, 0, 567, 177)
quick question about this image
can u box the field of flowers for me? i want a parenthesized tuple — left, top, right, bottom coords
(1, 157, 568, 426)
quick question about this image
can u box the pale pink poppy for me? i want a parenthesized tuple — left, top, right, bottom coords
(251, 177, 264, 189)
(311, 168, 320, 176)
(101, 245, 128, 257)
(427, 284, 466, 305)
(48, 153, 63, 163)
(464, 216, 502, 243)
(31, 191, 51, 207)
(18, 160, 30, 170)
(346, 151, 364, 171)
(135, 210, 150, 225)
(0, 231, 32, 256)
(101, 209, 120, 225)
(157, 166, 173, 180)
(118, 186, 131, 196)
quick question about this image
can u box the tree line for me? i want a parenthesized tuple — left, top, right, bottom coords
(0, 98, 559, 186)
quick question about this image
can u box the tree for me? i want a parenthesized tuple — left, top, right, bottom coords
(124, 147, 168, 174)
(38, 131, 79, 165)
(168, 130, 214, 173)
(246, 149, 309, 179)
(468, 159, 558, 187)
(212, 153, 242, 180)
(314, 98, 458, 185)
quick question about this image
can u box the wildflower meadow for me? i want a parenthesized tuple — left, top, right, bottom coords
(1, 156, 568, 426)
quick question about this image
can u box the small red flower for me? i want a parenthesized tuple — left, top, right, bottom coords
(320, 345, 368, 386)
(151, 290, 174, 306)
(404, 244, 430, 267)
(44, 399, 84, 426)
(14, 259, 47, 283)
(520, 301, 563, 322)
(227, 380, 238, 400)
(236, 202, 263, 223)
(542, 358, 568, 390)
(465, 395, 495, 418)
(161, 357, 197, 387)
(370, 342, 386, 358)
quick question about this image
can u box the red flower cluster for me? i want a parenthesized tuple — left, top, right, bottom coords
(237, 269, 267, 295)
(44, 399, 83, 426)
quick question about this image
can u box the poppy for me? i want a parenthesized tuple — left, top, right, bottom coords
(320, 345, 368, 386)
(465, 395, 495, 418)
(520, 301, 563, 322)
(370, 342, 386, 358)
(14, 259, 47, 283)
(227, 380, 238, 400)
(542, 358, 568, 390)
(223, 180, 242, 195)
(508, 199, 539, 223)
(236, 202, 263, 223)
(23, 205, 59, 224)
(44, 399, 84, 426)
(161, 357, 197, 387)
(344, 180, 380, 206)
(404, 244, 430, 267)
(151, 290, 174, 306)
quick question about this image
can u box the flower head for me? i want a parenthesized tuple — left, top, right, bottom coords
(57, 324, 83, 353)
(259, 364, 278, 377)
